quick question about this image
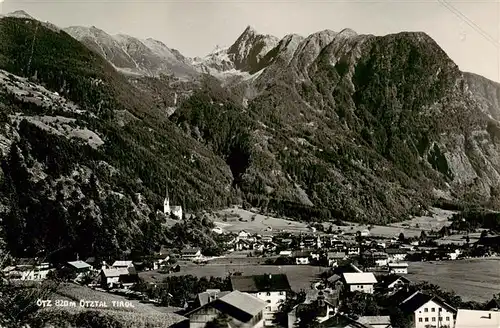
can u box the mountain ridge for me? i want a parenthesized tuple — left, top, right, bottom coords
(1, 11, 500, 261)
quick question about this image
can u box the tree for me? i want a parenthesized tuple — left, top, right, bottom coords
(480, 230, 488, 239)
(296, 303, 321, 328)
(398, 232, 406, 242)
(389, 307, 413, 328)
(339, 292, 381, 317)
(420, 230, 427, 240)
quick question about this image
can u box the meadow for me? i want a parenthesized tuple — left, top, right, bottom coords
(407, 258, 500, 302)
(139, 264, 329, 291)
(209, 207, 311, 235)
(208, 207, 456, 239)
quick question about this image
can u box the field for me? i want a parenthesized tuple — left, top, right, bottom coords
(208, 207, 456, 238)
(435, 232, 482, 245)
(407, 258, 500, 302)
(209, 207, 311, 235)
(139, 264, 329, 291)
(322, 207, 457, 239)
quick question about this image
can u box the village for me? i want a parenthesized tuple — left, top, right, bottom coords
(3, 200, 500, 328)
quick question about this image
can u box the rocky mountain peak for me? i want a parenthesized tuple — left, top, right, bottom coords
(5, 10, 34, 19)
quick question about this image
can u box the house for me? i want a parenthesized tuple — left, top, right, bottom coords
(238, 230, 251, 240)
(346, 245, 360, 256)
(320, 313, 383, 328)
(279, 250, 293, 257)
(360, 229, 370, 237)
(327, 252, 347, 263)
(253, 242, 265, 252)
(288, 290, 338, 328)
(355, 316, 391, 328)
(185, 290, 267, 328)
(181, 247, 202, 260)
(67, 260, 93, 278)
(100, 267, 139, 289)
(372, 252, 389, 267)
(326, 274, 343, 290)
(399, 291, 457, 328)
(230, 274, 291, 326)
(377, 275, 411, 292)
(294, 251, 310, 265)
(326, 252, 345, 267)
(455, 309, 500, 328)
(235, 239, 253, 251)
(388, 262, 408, 274)
(447, 249, 462, 260)
(153, 253, 171, 270)
(261, 236, 273, 243)
(303, 237, 317, 248)
(112, 260, 134, 269)
(385, 248, 407, 262)
(4, 259, 53, 281)
(341, 272, 377, 294)
(194, 289, 231, 308)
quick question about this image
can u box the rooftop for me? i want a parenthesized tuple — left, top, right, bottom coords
(342, 272, 377, 285)
(112, 260, 133, 267)
(67, 260, 92, 270)
(101, 267, 134, 278)
(219, 290, 267, 317)
(197, 290, 231, 306)
(400, 291, 456, 314)
(356, 315, 391, 325)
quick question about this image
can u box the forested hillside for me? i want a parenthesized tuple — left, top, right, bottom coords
(0, 16, 234, 261)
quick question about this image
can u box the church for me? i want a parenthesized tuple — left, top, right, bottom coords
(163, 188, 183, 220)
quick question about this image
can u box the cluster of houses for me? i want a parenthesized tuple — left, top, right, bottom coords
(153, 266, 500, 328)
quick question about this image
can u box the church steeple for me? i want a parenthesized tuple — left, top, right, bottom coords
(163, 177, 171, 215)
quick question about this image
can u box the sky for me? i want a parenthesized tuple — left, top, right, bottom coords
(2, 0, 500, 82)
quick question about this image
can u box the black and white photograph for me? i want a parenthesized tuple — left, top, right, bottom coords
(0, 0, 499, 327)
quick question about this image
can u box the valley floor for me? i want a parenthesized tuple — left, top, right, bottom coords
(139, 263, 329, 292)
(407, 257, 500, 302)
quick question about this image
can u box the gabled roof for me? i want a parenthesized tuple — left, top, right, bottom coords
(388, 262, 408, 267)
(186, 291, 266, 323)
(327, 274, 342, 283)
(112, 260, 133, 267)
(230, 274, 291, 292)
(67, 260, 92, 270)
(219, 290, 267, 316)
(378, 275, 411, 289)
(400, 291, 456, 314)
(356, 316, 391, 326)
(320, 313, 374, 328)
(342, 272, 377, 285)
(101, 268, 129, 278)
(455, 309, 500, 328)
(197, 290, 231, 307)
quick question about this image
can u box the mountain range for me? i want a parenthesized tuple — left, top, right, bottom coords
(0, 10, 500, 261)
